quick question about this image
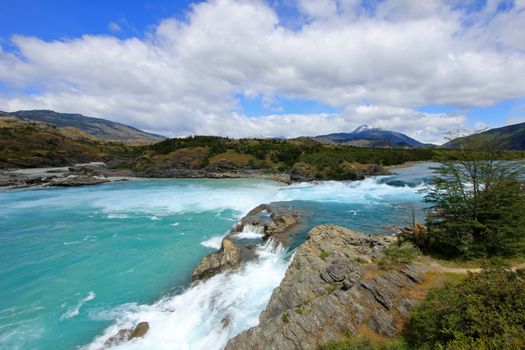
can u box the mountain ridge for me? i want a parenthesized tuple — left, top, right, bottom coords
(1, 110, 165, 143)
(315, 125, 431, 148)
(445, 121, 525, 150)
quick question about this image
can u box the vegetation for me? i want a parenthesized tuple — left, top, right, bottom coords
(0, 116, 142, 167)
(377, 242, 420, 270)
(134, 135, 525, 180)
(417, 153, 525, 259)
(405, 269, 525, 349)
(319, 335, 407, 350)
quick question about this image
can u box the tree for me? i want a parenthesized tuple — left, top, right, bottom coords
(424, 133, 525, 258)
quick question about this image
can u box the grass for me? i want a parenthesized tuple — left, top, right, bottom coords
(295, 307, 306, 316)
(354, 256, 369, 264)
(320, 251, 331, 260)
(377, 242, 420, 270)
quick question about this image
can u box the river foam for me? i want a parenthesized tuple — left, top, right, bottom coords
(86, 240, 289, 350)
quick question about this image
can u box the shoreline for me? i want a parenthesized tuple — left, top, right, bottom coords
(0, 158, 418, 190)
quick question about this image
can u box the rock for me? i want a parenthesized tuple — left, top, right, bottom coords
(225, 224, 426, 350)
(129, 322, 150, 340)
(290, 162, 317, 182)
(103, 321, 149, 348)
(192, 203, 301, 282)
(50, 175, 110, 187)
(192, 239, 241, 281)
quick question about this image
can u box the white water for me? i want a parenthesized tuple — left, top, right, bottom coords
(61, 292, 96, 320)
(234, 224, 265, 239)
(84, 176, 426, 350)
(86, 240, 289, 350)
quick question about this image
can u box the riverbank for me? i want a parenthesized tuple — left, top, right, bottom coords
(0, 160, 397, 189)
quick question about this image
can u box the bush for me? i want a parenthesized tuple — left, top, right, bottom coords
(377, 242, 420, 270)
(405, 269, 525, 349)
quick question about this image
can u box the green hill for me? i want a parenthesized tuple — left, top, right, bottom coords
(445, 122, 525, 150)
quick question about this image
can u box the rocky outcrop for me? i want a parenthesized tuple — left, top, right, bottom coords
(192, 239, 242, 281)
(192, 203, 301, 282)
(225, 224, 426, 350)
(103, 322, 150, 348)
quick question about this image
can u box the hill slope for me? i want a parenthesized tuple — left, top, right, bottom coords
(3, 110, 165, 143)
(315, 125, 429, 148)
(0, 114, 137, 168)
(445, 121, 525, 150)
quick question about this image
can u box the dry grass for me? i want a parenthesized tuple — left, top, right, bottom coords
(209, 150, 257, 167)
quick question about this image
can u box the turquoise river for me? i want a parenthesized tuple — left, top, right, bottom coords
(0, 163, 433, 350)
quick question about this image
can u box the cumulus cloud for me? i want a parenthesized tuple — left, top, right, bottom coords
(1, 0, 524, 144)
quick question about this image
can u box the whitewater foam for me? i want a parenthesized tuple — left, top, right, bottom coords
(83, 176, 426, 349)
(61, 292, 96, 320)
(201, 235, 226, 249)
(234, 224, 265, 239)
(86, 239, 289, 350)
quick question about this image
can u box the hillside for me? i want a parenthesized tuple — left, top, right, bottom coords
(445, 121, 525, 150)
(3, 110, 165, 143)
(0, 114, 137, 168)
(315, 125, 430, 148)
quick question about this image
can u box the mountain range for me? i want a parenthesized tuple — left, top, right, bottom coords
(315, 125, 431, 148)
(2, 109, 524, 150)
(444, 121, 525, 150)
(1, 110, 164, 143)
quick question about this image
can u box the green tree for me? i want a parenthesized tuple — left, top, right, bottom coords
(423, 136, 525, 258)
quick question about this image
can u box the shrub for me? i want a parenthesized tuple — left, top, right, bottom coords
(377, 242, 420, 270)
(405, 269, 525, 349)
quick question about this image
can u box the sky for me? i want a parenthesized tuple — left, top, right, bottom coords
(0, 0, 524, 144)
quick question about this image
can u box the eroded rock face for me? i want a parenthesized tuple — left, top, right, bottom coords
(225, 224, 426, 350)
(192, 203, 300, 282)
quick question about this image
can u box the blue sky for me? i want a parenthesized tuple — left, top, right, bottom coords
(0, 0, 199, 41)
(0, 0, 524, 143)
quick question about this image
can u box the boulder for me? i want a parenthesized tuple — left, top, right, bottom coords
(129, 322, 150, 340)
(192, 239, 241, 282)
(103, 321, 150, 348)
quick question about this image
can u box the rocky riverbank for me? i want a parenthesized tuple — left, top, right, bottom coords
(226, 224, 427, 350)
(0, 163, 132, 189)
(0, 156, 394, 189)
(99, 202, 435, 349)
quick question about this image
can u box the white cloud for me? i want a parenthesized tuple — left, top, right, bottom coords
(0, 0, 524, 144)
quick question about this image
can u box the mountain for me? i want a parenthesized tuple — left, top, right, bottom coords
(315, 125, 430, 148)
(445, 121, 525, 150)
(2, 110, 165, 143)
